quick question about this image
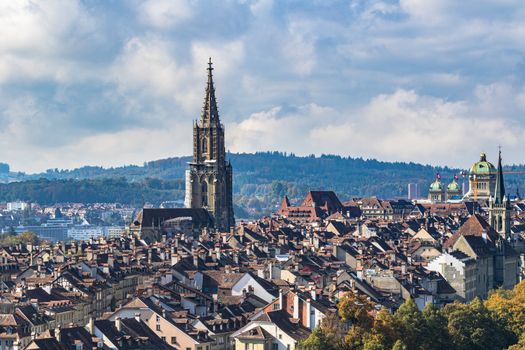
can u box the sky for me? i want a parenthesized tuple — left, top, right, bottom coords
(1, 0, 525, 173)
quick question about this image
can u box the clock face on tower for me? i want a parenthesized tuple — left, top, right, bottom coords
(185, 58, 234, 231)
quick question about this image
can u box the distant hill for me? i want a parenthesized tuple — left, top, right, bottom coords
(2, 152, 525, 218)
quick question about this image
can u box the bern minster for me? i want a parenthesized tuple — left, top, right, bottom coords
(185, 58, 235, 231)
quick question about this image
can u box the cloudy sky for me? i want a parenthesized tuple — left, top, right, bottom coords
(1, 0, 525, 173)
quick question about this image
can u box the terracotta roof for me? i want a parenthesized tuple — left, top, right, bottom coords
(444, 214, 498, 248)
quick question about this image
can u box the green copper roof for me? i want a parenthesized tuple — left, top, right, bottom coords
(447, 180, 460, 191)
(429, 179, 443, 191)
(469, 153, 496, 174)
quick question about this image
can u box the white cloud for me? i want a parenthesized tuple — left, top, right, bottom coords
(0, 0, 100, 83)
(138, 0, 193, 29)
(229, 89, 525, 168)
(2, 1, 525, 172)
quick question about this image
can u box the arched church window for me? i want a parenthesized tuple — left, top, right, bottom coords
(202, 138, 208, 153)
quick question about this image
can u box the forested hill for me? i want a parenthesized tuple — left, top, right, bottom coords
(2, 152, 525, 217)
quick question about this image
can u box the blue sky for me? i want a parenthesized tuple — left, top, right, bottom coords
(1, 0, 525, 172)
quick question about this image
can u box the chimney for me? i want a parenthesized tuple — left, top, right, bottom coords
(310, 286, 316, 300)
(87, 317, 95, 335)
(147, 249, 152, 264)
(193, 253, 199, 268)
(115, 317, 122, 332)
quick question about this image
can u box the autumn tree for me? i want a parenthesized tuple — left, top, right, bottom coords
(338, 291, 374, 329)
(486, 281, 525, 337)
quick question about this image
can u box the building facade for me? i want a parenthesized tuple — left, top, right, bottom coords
(185, 59, 234, 231)
(463, 153, 496, 201)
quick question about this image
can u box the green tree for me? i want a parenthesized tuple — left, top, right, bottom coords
(392, 299, 425, 350)
(299, 328, 338, 350)
(421, 303, 451, 350)
(444, 298, 516, 350)
(362, 332, 386, 350)
(391, 340, 407, 350)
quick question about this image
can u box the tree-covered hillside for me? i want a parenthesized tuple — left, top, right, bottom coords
(2, 152, 525, 217)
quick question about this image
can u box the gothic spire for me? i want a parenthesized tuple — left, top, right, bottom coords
(494, 148, 506, 204)
(201, 57, 220, 126)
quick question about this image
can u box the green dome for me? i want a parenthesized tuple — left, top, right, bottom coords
(447, 180, 460, 191)
(470, 153, 496, 175)
(429, 179, 443, 191)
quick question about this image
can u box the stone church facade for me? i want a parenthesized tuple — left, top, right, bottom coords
(184, 59, 235, 231)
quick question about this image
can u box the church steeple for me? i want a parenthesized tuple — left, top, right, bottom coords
(201, 57, 220, 126)
(494, 149, 506, 204)
(185, 58, 234, 231)
(489, 148, 511, 240)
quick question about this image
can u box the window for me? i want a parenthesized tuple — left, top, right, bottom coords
(272, 344, 278, 350)
(156, 315, 160, 322)
(172, 337, 177, 344)
(156, 324, 161, 331)
(161, 337, 166, 342)
(279, 334, 282, 340)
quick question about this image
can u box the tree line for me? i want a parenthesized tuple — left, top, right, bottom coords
(300, 281, 525, 350)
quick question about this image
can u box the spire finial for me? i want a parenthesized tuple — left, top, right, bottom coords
(208, 57, 213, 73)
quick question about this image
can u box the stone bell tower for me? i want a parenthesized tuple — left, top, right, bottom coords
(185, 58, 234, 231)
(489, 150, 511, 240)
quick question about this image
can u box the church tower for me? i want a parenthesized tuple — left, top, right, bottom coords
(489, 150, 511, 240)
(185, 58, 234, 231)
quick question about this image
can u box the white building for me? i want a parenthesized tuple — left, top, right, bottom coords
(67, 225, 103, 241)
(6, 201, 29, 212)
(426, 251, 477, 302)
(104, 226, 125, 238)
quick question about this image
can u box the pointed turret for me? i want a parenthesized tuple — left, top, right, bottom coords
(201, 57, 220, 126)
(494, 150, 505, 204)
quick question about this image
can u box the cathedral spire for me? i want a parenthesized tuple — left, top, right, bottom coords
(201, 57, 220, 126)
(494, 148, 506, 204)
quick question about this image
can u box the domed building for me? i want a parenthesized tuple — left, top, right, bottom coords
(428, 174, 446, 202)
(428, 173, 463, 202)
(446, 175, 462, 200)
(463, 153, 496, 201)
